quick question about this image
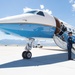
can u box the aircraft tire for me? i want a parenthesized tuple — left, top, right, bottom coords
(26, 51, 32, 59)
(22, 51, 32, 59)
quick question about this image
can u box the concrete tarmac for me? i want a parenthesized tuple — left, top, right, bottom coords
(0, 46, 75, 75)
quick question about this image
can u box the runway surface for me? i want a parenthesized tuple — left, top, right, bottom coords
(0, 46, 75, 75)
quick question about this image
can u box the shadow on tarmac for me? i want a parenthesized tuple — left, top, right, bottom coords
(0, 53, 69, 68)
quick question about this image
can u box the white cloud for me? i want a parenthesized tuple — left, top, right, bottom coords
(40, 5, 44, 9)
(72, 3, 75, 11)
(69, 0, 75, 11)
(23, 7, 32, 13)
(40, 5, 52, 15)
(45, 9, 52, 15)
(23, 5, 52, 15)
(69, 0, 74, 3)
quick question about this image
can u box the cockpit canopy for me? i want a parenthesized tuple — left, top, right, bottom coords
(26, 10, 37, 14)
(26, 10, 45, 16)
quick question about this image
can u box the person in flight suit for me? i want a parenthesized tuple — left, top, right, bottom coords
(67, 32, 75, 60)
(59, 22, 67, 36)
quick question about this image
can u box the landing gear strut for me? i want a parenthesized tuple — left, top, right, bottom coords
(22, 38, 35, 59)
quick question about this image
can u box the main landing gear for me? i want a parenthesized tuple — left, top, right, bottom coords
(22, 38, 35, 59)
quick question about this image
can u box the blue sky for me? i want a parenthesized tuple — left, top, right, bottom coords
(0, 0, 75, 39)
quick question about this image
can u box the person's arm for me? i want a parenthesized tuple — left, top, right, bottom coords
(72, 39, 75, 43)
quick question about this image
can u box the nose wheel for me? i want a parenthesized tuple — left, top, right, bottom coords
(22, 51, 32, 59)
(22, 38, 35, 59)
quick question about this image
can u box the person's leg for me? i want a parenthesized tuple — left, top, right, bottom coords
(68, 47, 71, 60)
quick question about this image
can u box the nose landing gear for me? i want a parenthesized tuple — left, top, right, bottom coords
(22, 38, 35, 59)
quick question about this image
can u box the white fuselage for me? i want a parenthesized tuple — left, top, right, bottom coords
(0, 10, 75, 51)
